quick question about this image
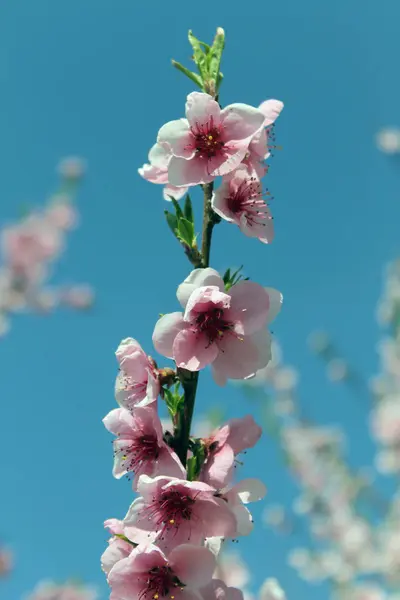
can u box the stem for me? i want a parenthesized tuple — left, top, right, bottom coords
(174, 182, 217, 467)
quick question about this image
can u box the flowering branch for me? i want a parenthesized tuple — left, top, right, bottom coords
(103, 26, 286, 600)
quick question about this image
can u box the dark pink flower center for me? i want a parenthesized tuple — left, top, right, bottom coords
(194, 308, 233, 345)
(140, 565, 184, 600)
(191, 117, 224, 159)
(117, 434, 160, 472)
(226, 177, 271, 228)
(147, 489, 196, 539)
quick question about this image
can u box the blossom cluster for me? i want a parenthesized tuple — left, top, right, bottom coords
(102, 26, 286, 600)
(0, 157, 93, 336)
(25, 580, 98, 600)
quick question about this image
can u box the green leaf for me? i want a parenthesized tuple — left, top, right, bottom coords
(164, 210, 178, 236)
(216, 71, 224, 93)
(186, 444, 206, 481)
(164, 388, 184, 420)
(222, 268, 231, 286)
(115, 534, 138, 547)
(186, 456, 197, 482)
(183, 194, 194, 223)
(208, 27, 225, 84)
(171, 60, 203, 89)
(188, 30, 208, 77)
(177, 217, 195, 247)
(171, 197, 184, 219)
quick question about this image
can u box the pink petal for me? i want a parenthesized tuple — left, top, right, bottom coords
(201, 580, 244, 600)
(184, 286, 231, 322)
(152, 312, 186, 358)
(135, 369, 159, 407)
(170, 545, 216, 588)
(103, 408, 134, 436)
(101, 538, 132, 575)
(185, 92, 221, 129)
(196, 497, 238, 538)
(168, 155, 214, 186)
(230, 503, 253, 536)
(258, 99, 284, 126)
(226, 415, 262, 454)
(177, 268, 225, 308)
(163, 184, 189, 201)
(173, 329, 219, 371)
(201, 444, 235, 488)
(148, 143, 171, 168)
(226, 281, 270, 335)
(157, 119, 195, 159)
(155, 446, 186, 479)
(230, 478, 267, 503)
(248, 329, 273, 370)
(211, 335, 261, 386)
(104, 518, 125, 536)
(211, 181, 236, 223)
(138, 163, 168, 184)
(209, 143, 249, 177)
(238, 212, 274, 244)
(221, 103, 265, 141)
(265, 288, 283, 323)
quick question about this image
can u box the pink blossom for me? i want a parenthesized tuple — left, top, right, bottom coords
(242, 100, 284, 178)
(26, 581, 97, 600)
(218, 478, 267, 537)
(139, 143, 189, 201)
(45, 199, 77, 230)
(371, 397, 400, 445)
(200, 415, 262, 488)
(103, 407, 185, 488)
(152, 268, 282, 386)
(211, 169, 274, 244)
(115, 337, 160, 410)
(124, 474, 237, 548)
(201, 579, 244, 600)
(59, 285, 94, 309)
(102, 519, 133, 576)
(108, 543, 216, 600)
(0, 547, 12, 576)
(157, 92, 266, 186)
(57, 156, 86, 180)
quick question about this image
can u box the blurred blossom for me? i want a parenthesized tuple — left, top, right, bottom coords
(25, 580, 98, 600)
(0, 546, 12, 576)
(214, 551, 250, 589)
(57, 156, 86, 180)
(326, 358, 349, 382)
(263, 504, 287, 528)
(308, 330, 331, 354)
(60, 285, 95, 310)
(376, 127, 400, 154)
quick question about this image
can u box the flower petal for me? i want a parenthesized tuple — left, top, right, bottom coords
(170, 545, 216, 588)
(265, 288, 283, 323)
(163, 184, 189, 201)
(231, 478, 267, 503)
(258, 99, 284, 126)
(221, 104, 265, 141)
(227, 281, 270, 335)
(157, 119, 194, 159)
(152, 312, 186, 358)
(148, 143, 171, 168)
(173, 329, 219, 371)
(186, 92, 221, 129)
(168, 155, 214, 186)
(177, 268, 225, 308)
(211, 334, 262, 386)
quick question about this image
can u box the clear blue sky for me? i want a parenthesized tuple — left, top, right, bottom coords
(1, 1, 400, 598)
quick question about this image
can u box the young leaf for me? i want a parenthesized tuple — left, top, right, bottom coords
(208, 27, 225, 84)
(164, 210, 178, 236)
(188, 30, 208, 77)
(171, 197, 184, 219)
(177, 218, 195, 247)
(183, 194, 194, 223)
(222, 268, 231, 286)
(171, 60, 203, 89)
(186, 456, 197, 482)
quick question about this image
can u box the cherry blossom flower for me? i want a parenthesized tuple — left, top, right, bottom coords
(57, 156, 86, 180)
(152, 268, 282, 385)
(103, 407, 185, 487)
(200, 415, 262, 487)
(115, 337, 160, 410)
(211, 168, 274, 244)
(101, 519, 133, 576)
(139, 143, 189, 201)
(242, 99, 284, 178)
(124, 474, 237, 548)
(157, 92, 266, 186)
(108, 543, 216, 600)
(371, 397, 400, 445)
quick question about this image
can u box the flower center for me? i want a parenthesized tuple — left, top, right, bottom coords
(140, 565, 184, 600)
(195, 308, 232, 345)
(147, 489, 196, 539)
(226, 177, 271, 228)
(191, 117, 224, 159)
(117, 434, 159, 472)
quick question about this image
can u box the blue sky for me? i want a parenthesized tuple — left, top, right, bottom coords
(1, 0, 400, 598)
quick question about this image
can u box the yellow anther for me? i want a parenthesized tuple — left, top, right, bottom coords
(169, 519, 175, 524)
(154, 595, 159, 599)
(208, 135, 213, 140)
